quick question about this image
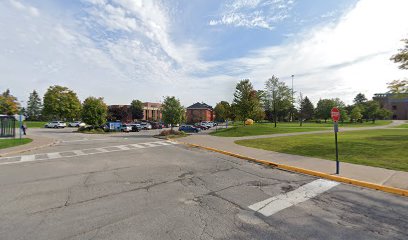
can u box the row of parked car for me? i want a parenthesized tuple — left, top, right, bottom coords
(44, 121, 85, 128)
(179, 121, 218, 133)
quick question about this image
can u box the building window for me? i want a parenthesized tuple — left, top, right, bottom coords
(392, 105, 397, 110)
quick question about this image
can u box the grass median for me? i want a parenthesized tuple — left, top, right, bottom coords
(235, 129, 408, 171)
(211, 120, 391, 137)
(24, 121, 47, 128)
(0, 138, 32, 149)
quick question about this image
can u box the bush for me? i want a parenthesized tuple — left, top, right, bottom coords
(78, 125, 106, 134)
(158, 129, 185, 136)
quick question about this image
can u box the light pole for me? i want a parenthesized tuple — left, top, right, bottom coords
(291, 75, 294, 122)
(19, 100, 25, 140)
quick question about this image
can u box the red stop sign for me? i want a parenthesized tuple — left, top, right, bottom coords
(331, 107, 340, 122)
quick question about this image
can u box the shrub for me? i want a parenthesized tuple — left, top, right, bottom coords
(159, 129, 185, 136)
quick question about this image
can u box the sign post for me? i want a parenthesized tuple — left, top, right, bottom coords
(331, 107, 340, 174)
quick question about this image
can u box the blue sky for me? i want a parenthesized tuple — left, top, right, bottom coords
(1, 0, 407, 107)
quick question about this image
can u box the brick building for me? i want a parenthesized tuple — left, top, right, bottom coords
(108, 102, 162, 122)
(142, 102, 162, 121)
(373, 93, 408, 120)
(186, 102, 214, 123)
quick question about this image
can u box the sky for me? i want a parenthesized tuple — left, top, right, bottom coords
(1, 0, 407, 107)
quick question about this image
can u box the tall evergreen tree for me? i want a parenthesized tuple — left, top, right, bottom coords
(26, 90, 43, 120)
(353, 93, 367, 105)
(300, 96, 314, 121)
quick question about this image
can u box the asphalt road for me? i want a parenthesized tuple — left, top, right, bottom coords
(0, 128, 407, 240)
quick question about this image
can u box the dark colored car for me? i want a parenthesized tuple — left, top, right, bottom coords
(130, 124, 141, 132)
(194, 124, 208, 130)
(179, 125, 201, 133)
(151, 122, 163, 129)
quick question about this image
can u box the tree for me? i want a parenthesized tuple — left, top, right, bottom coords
(0, 89, 20, 115)
(43, 85, 82, 120)
(300, 96, 314, 121)
(81, 97, 108, 126)
(353, 93, 367, 105)
(130, 100, 144, 120)
(232, 79, 263, 123)
(161, 96, 185, 130)
(390, 39, 408, 70)
(214, 101, 231, 122)
(264, 76, 292, 127)
(333, 98, 349, 123)
(387, 80, 408, 94)
(350, 106, 363, 123)
(365, 100, 381, 123)
(26, 90, 42, 120)
(315, 99, 335, 122)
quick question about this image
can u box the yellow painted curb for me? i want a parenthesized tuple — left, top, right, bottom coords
(170, 139, 408, 197)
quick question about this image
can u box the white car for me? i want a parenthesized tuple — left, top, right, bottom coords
(120, 124, 132, 132)
(44, 121, 67, 128)
(68, 121, 86, 127)
(140, 122, 152, 130)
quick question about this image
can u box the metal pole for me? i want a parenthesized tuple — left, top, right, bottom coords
(19, 114, 22, 140)
(334, 122, 339, 174)
(291, 75, 294, 122)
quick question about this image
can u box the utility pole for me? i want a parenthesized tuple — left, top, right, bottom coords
(291, 75, 294, 122)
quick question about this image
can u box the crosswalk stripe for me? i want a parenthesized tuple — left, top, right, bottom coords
(248, 179, 339, 217)
(0, 140, 177, 166)
(47, 152, 61, 159)
(20, 155, 35, 162)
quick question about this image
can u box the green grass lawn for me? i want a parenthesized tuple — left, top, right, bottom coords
(211, 120, 392, 137)
(236, 129, 408, 171)
(0, 138, 32, 149)
(395, 123, 408, 128)
(24, 121, 47, 128)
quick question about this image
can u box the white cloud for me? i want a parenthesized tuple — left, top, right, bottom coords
(209, 0, 408, 104)
(209, 0, 294, 30)
(9, 0, 39, 16)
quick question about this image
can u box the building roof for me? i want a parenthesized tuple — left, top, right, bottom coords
(187, 102, 213, 110)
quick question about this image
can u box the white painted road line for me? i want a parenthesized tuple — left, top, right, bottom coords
(20, 155, 36, 162)
(47, 152, 61, 159)
(130, 144, 146, 148)
(0, 141, 178, 166)
(248, 179, 340, 217)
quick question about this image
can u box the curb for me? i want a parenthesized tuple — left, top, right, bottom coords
(0, 138, 59, 157)
(171, 139, 408, 197)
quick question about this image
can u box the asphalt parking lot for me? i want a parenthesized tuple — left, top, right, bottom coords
(0, 128, 407, 240)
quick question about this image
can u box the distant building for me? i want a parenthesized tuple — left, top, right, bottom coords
(142, 102, 162, 121)
(373, 93, 408, 120)
(186, 102, 214, 123)
(108, 102, 162, 122)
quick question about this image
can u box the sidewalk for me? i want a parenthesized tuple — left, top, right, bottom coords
(0, 133, 57, 157)
(180, 123, 408, 190)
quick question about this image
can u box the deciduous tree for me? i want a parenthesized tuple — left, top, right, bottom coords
(214, 101, 231, 122)
(43, 85, 81, 120)
(390, 39, 408, 70)
(264, 76, 292, 127)
(130, 100, 144, 120)
(81, 97, 108, 126)
(233, 79, 263, 123)
(0, 89, 20, 115)
(161, 96, 185, 130)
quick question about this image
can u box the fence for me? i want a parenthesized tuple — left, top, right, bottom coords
(0, 116, 16, 137)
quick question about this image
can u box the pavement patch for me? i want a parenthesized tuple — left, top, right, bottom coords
(248, 179, 339, 216)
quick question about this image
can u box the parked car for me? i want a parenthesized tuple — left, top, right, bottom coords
(194, 123, 208, 130)
(140, 122, 152, 130)
(200, 122, 211, 129)
(120, 124, 132, 132)
(44, 121, 66, 128)
(151, 122, 163, 129)
(179, 125, 201, 133)
(68, 121, 86, 127)
(129, 123, 141, 132)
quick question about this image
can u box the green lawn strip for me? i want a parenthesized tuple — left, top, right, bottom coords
(211, 125, 329, 137)
(395, 123, 408, 128)
(0, 138, 33, 149)
(235, 129, 408, 171)
(228, 120, 391, 128)
(24, 121, 48, 128)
